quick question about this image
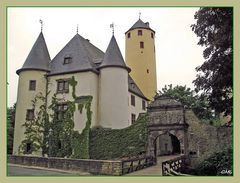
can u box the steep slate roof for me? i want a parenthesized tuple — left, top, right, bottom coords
(49, 34, 104, 75)
(98, 35, 131, 72)
(128, 75, 149, 101)
(17, 32, 51, 74)
(126, 18, 155, 33)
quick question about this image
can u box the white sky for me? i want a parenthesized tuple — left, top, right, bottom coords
(8, 7, 205, 107)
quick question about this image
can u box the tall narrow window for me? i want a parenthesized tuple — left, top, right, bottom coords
(131, 113, 136, 124)
(142, 100, 146, 110)
(138, 30, 142, 36)
(140, 41, 144, 49)
(127, 32, 131, 38)
(26, 143, 32, 153)
(131, 95, 135, 106)
(57, 80, 69, 93)
(26, 109, 34, 120)
(151, 32, 154, 38)
(29, 80, 36, 91)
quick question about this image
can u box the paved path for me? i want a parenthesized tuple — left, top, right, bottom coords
(8, 164, 91, 176)
(125, 155, 180, 176)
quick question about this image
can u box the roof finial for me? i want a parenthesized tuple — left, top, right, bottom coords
(110, 22, 115, 35)
(77, 24, 79, 34)
(139, 12, 141, 19)
(39, 19, 43, 32)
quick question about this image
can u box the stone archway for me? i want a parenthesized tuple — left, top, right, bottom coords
(146, 96, 189, 161)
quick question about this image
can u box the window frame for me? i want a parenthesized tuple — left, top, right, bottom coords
(151, 32, 154, 38)
(29, 80, 36, 91)
(131, 95, 135, 106)
(131, 113, 136, 124)
(56, 103, 68, 120)
(26, 109, 34, 120)
(142, 100, 146, 110)
(63, 56, 72, 64)
(57, 79, 69, 93)
(138, 30, 143, 36)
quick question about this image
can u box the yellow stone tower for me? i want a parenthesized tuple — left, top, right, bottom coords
(125, 18, 157, 100)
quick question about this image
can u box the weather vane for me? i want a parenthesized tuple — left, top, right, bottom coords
(39, 19, 43, 32)
(110, 22, 115, 35)
(139, 12, 141, 19)
(77, 24, 79, 34)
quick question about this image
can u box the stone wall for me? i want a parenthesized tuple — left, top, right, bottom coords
(185, 110, 232, 167)
(8, 155, 122, 175)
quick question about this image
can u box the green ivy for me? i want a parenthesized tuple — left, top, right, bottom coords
(71, 96, 93, 159)
(89, 114, 148, 160)
(18, 93, 48, 155)
(19, 76, 93, 159)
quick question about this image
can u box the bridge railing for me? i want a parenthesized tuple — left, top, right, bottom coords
(162, 155, 189, 176)
(121, 156, 155, 175)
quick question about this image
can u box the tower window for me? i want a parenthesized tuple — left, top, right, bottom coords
(29, 80, 36, 91)
(140, 41, 144, 49)
(138, 30, 143, 36)
(131, 95, 135, 106)
(63, 57, 72, 64)
(142, 100, 146, 110)
(127, 32, 131, 38)
(131, 113, 136, 124)
(26, 109, 34, 120)
(147, 69, 149, 73)
(57, 79, 69, 93)
(151, 32, 154, 38)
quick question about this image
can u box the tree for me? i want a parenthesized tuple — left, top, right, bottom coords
(191, 8, 233, 118)
(7, 103, 16, 154)
(157, 84, 213, 120)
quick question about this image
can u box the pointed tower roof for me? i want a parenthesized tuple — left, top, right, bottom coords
(49, 34, 104, 76)
(98, 35, 130, 72)
(125, 18, 155, 34)
(17, 32, 51, 74)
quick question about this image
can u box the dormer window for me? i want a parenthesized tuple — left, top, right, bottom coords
(63, 56, 72, 64)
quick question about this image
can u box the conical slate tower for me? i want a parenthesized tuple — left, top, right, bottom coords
(17, 32, 50, 74)
(13, 32, 50, 156)
(99, 35, 130, 72)
(99, 35, 129, 129)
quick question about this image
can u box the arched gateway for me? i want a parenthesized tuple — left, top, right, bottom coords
(146, 96, 189, 160)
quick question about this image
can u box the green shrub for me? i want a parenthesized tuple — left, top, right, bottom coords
(89, 114, 148, 160)
(195, 148, 233, 176)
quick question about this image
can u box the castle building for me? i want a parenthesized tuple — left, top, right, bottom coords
(13, 18, 157, 155)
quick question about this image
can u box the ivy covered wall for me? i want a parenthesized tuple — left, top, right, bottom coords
(89, 114, 148, 160)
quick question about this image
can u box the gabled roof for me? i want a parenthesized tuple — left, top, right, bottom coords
(125, 18, 155, 34)
(128, 75, 149, 101)
(98, 35, 130, 72)
(17, 32, 51, 74)
(49, 34, 104, 76)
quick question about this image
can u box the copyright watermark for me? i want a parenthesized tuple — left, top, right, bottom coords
(220, 169, 232, 175)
